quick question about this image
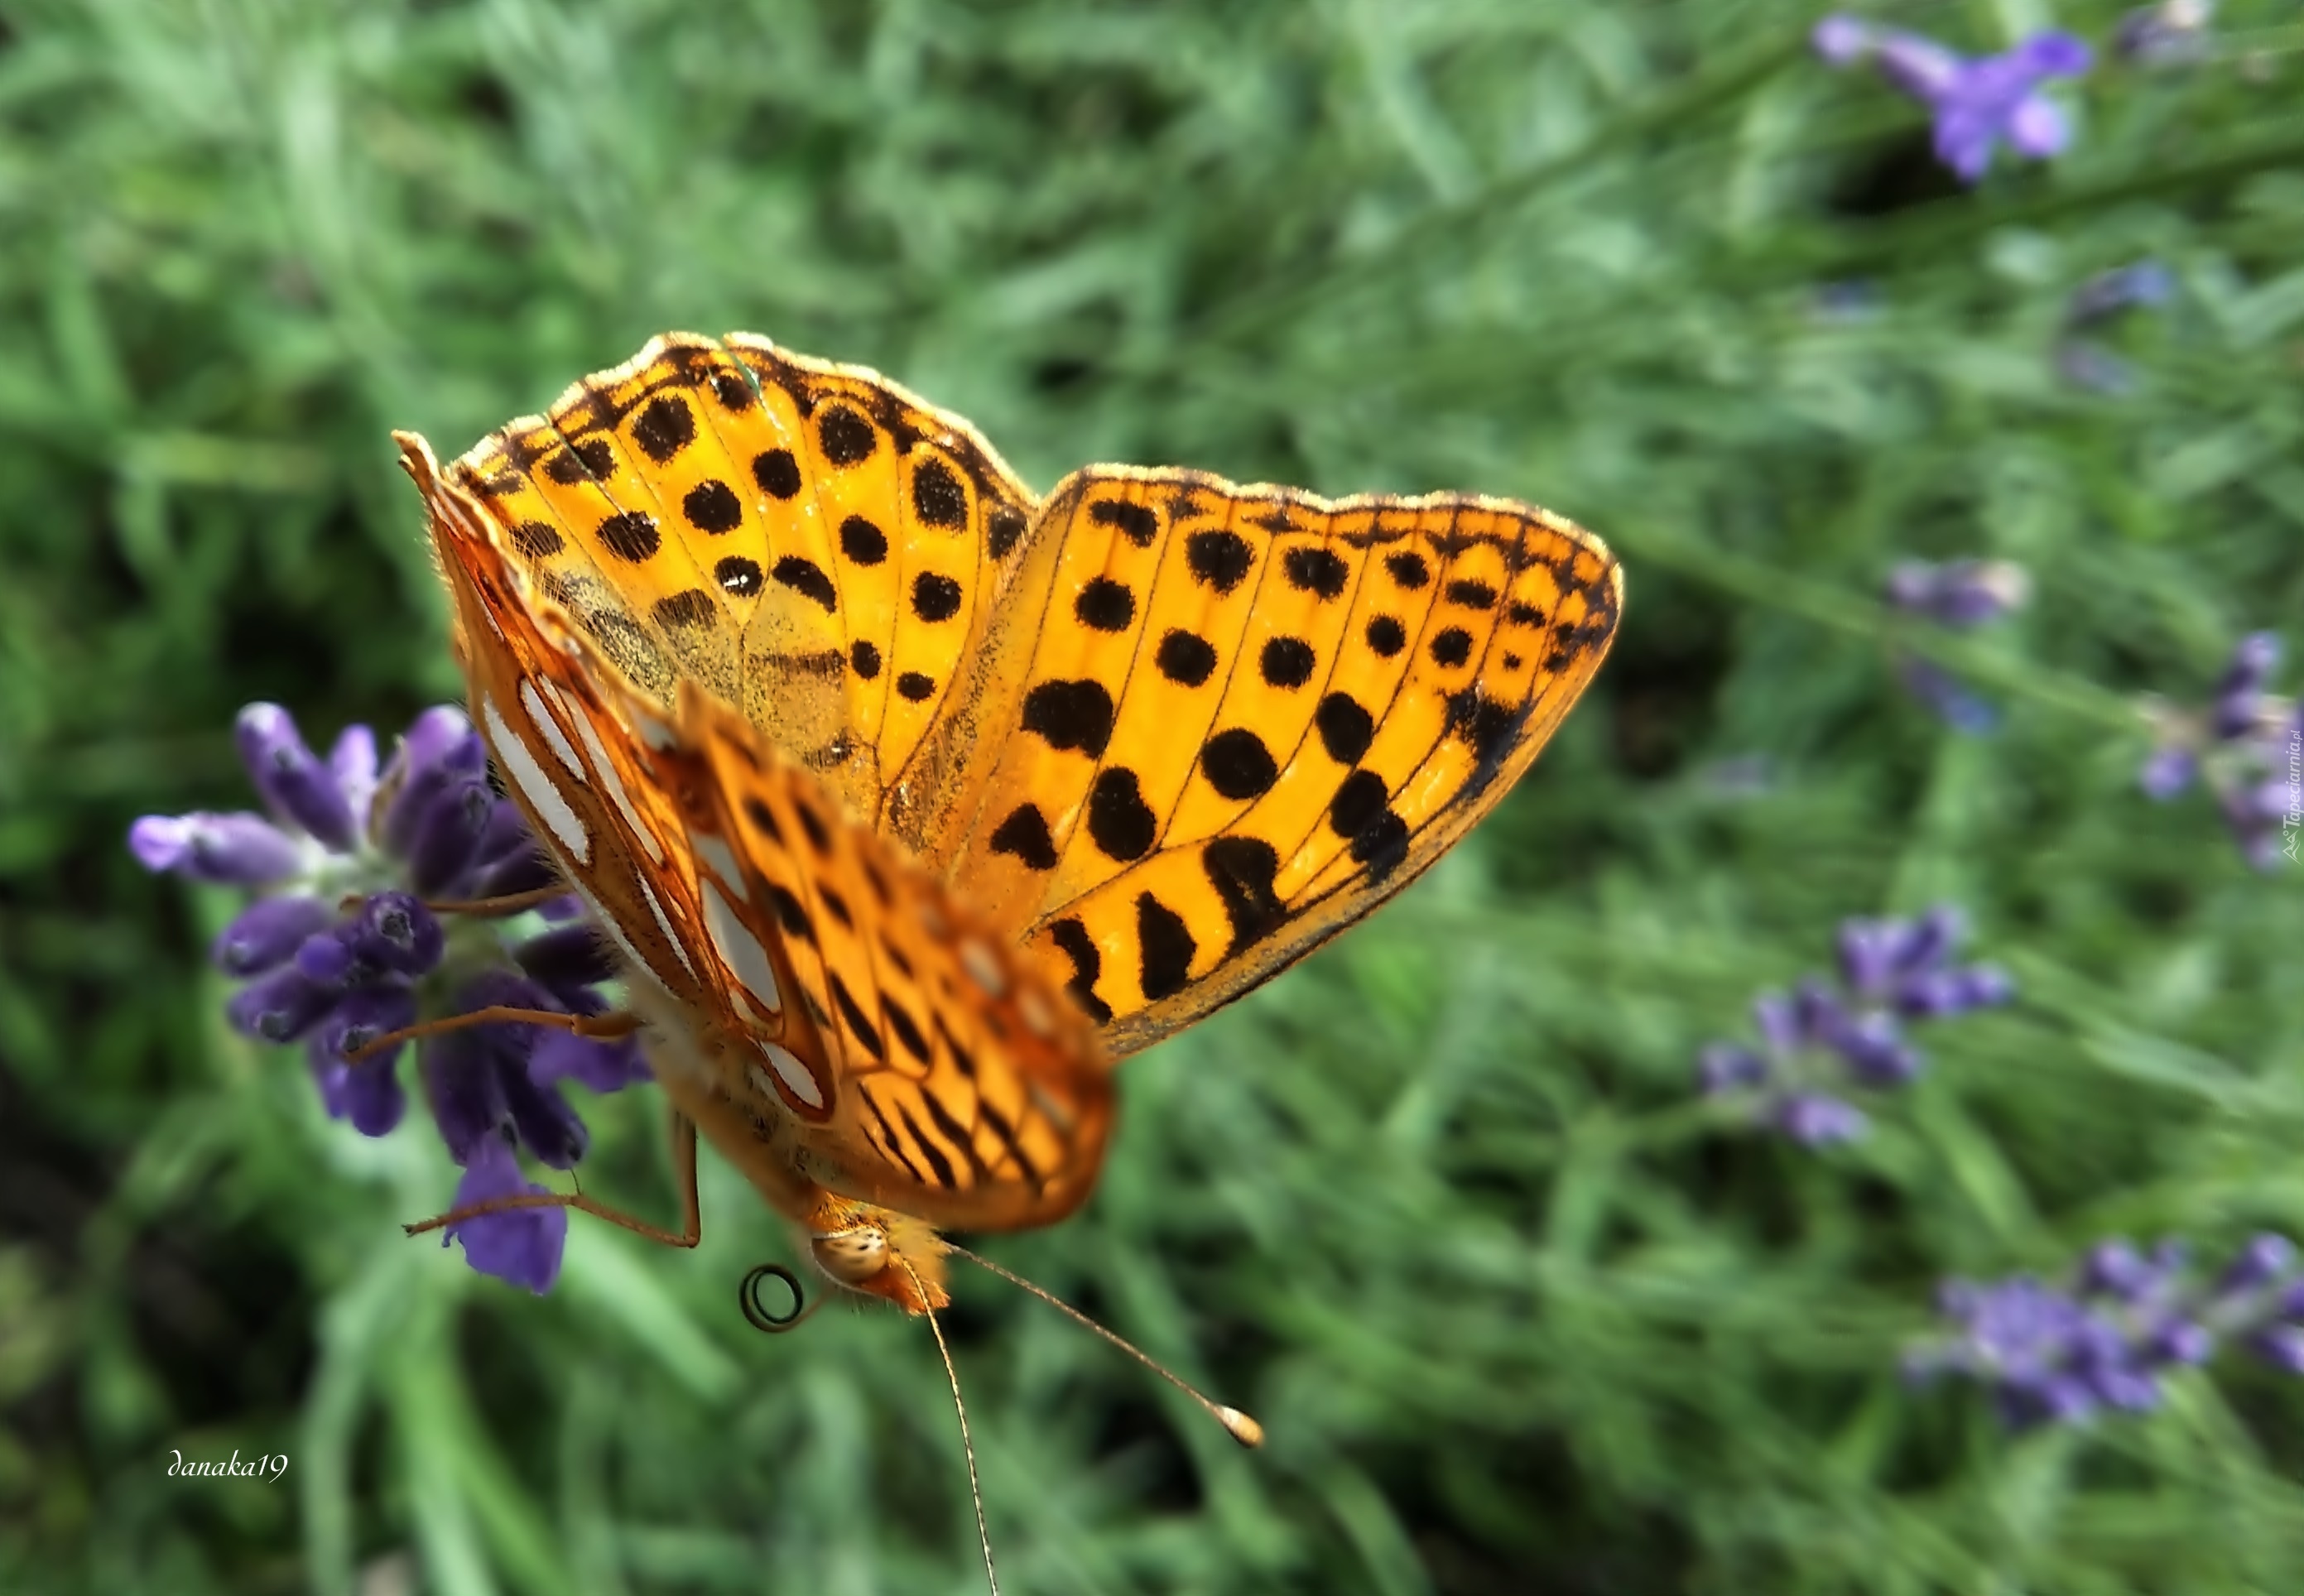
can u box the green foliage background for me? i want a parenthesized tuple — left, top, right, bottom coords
(4, 0, 2304, 1590)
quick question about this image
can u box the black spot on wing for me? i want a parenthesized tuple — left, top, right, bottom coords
(1156, 629, 1216, 686)
(990, 804, 1059, 869)
(840, 516, 887, 565)
(912, 457, 968, 528)
(911, 573, 963, 623)
(1260, 637, 1316, 689)
(1135, 893, 1195, 1002)
(1021, 679, 1115, 756)
(1048, 916, 1112, 1022)
(597, 511, 660, 562)
(819, 405, 877, 467)
(1075, 577, 1135, 632)
(1203, 836, 1284, 955)
(1085, 767, 1157, 861)
(754, 449, 802, 499)
(631, 393, 695, 463)
(683, 479, 743, 533)
(1186, 530, 1254, 594)
(772, 555, 837, 611)
(1089, 498, 1159, 547)
(511, 521, 562, 559)
(1200, 728, 1277, 800)
(1283, 546, 1349, 599)
(652, 589, 714, 629)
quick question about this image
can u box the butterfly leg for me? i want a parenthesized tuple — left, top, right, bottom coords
(402, 1109, 703, 1249)
(344, 1004, 641, 1065)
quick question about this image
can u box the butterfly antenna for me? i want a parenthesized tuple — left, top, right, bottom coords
(947, 1243, 1263, 1449)
(899, 1259, 1001, 1596)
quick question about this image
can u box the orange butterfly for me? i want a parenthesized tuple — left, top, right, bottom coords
(395, 327, 1620, 1387)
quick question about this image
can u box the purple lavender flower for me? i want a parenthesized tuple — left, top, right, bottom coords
(2116, 1, 2216, 67)
(1910, 1231, 2304, 1427)
(1696, 905, 2012, 1146)
(132, 704, 648, 1293)
(1814, 17, 2095, 184)
(2139, 632, 2299, 870)
(1884, 559, 2031, 733)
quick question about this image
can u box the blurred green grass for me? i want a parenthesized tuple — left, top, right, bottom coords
(3, 0, 2304, 1590)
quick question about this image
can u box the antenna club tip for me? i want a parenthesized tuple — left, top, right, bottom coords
(1219, 1407, 1265, 1449)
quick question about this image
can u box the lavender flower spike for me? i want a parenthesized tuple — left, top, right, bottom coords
(131, 702, 652, 1294)
(1912, 1231, 2304, 1428)
(2138, 632, 2299, 869)
(1815, 17, 2095, 184)
(1696, 905, 2011, 1147)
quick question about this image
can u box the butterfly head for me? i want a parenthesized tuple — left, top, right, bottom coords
(806, 1195, 951, 1315)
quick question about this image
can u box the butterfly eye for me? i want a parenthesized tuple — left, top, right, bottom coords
(810, 1225, 891, 1285)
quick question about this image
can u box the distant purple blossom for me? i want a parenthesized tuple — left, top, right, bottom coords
(132, 704, 647, 1292)
(1814, 17, 2095, 183)
(2116, 1, 2217, 67)
(1697, 905, 2013, 1146)
(1885, 559, 2031, 733)
(1909, 1231, 2304, 1428)
(2139, 632, 2299, 870)
(2056, 261, 2176, 394)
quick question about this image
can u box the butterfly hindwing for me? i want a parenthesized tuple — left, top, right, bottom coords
(412, 430, 1114, 1232)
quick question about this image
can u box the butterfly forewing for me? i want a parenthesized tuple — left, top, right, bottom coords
(939, 468, 1623, 1055)
(411, 430, 1114, 1233)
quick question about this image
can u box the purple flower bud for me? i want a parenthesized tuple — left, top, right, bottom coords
(226, 966, 336, 1043)
(1874, 30, 1964, 100)
(515, 925, 619, 997)
(295, 927, 361, 986)
(1698, 1042, 1768, 1094)
(500, 1068, 591, 1171)
(314, 986, 418, 1067)
(1837, 918, 1899, 997)
(2138, 744, 2198, 800)
(425, 1029, 509, 1163)
(2218, 1233, 2297, 1296)
(1792, 978, 1846, 1044)
(211, 896, 334, 976)
(306, 1034, 409, 1137)
(529, 1031, 650, 1094)
(2081, 1239, 2152, 1298)
(1752, 991, 1801, 1054)
(1776, 1093, 1869, 1146)
(236, 704, 359, 852)
(2213, 632, 2282, 739)
(329, 723, 380, 836)
(406, 777, 495, 897)
(2087, 1365, 2163, 1412)
(2249, 1325, 2304, 1377)
(2069, 261, 2176, 325)
(1832, 1011, 1920, 1085)
(1897, 656, 1999, 733)
(469, 844, 560, 901)
(2145, 1319, 2213, 1367)
(444, 1135, 566, 1295)
(129, 811, 304, 884)
(1811, 14, 1874, 67)
(349, 892, 445, 976)
(378, 711, 484, 857)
